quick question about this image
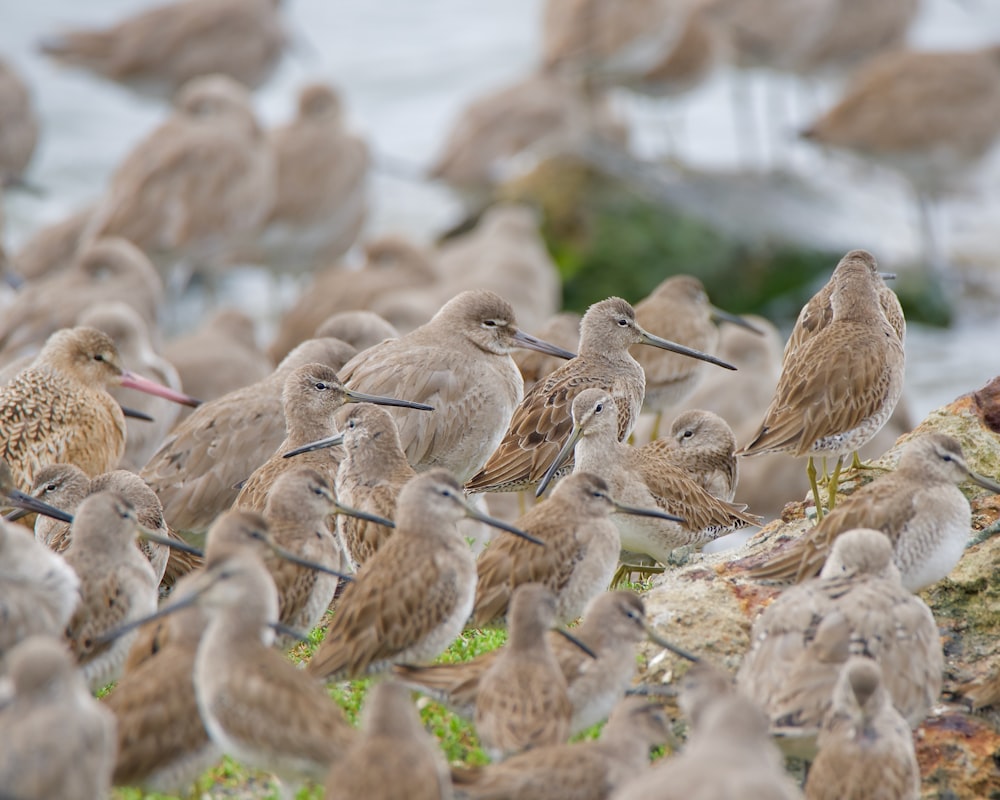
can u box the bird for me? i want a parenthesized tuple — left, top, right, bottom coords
(737, 529, 943, 748)
(0, 237, 164, 359)
(0, 458, 74, 526)
(233, 362, 432, 513)
(452, 696, 673, 800)
(747, 433, 1000, 591)
(312, 310, 399, 353)
(323, 680, 453, 800)
(0, 516, 79, 658)
(306, 469, 542, 681)
(467, 296, 733, 494)
(649, 409, 743, 502)
(39, 0, 288, 98)
(804, 657, 920, 800)
(0, 326, 198, 493)
(76, 301, 184, 471)
(472, 471, 682, 627)
(397, 590, 689, 736)
(737, 250, 905, 517)
(240, 82, 370, 273)
(9, 205, 92, 283)
(81, 73, 275, 278)
(632, 274, 762, 440)
(473, 584, 588, 760)
(141, 336, 356, 538)
(338, 290, 577, 484)
(0, 636, 117, 800)
(537, 390, 760, 567)
(0, 56, 39, 187)
(512, 311, 581, 392)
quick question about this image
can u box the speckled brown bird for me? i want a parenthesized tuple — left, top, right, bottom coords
(0, 327, 199, 493)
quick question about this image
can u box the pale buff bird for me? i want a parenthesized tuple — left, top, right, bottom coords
(39, 0, 287, 98)
(241, 82, 369, 273)
(82, 74, 275, 276)
(11, 205, 92, 281)
(0, 327, 199, 494)
(0, 56, 39, 185)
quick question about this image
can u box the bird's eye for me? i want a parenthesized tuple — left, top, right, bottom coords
(45, 483, 57, 492)
(94, 353, 105, 362)
(483, 320, 497, 327)
(315, 382, 327, 390)
(683, 430, 694, 439)
(348, 420, 357, 429)
(595, 403, 603, 413)
(617, 318, 628, 327)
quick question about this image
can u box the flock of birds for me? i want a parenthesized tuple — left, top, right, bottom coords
(0, 0, 999, 799)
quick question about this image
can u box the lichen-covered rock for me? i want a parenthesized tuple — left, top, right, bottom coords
(638, 378, 1000, 798)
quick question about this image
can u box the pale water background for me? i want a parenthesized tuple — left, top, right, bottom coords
(3, 0, 1000, 420)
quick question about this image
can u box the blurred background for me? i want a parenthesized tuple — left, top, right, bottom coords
(2, 0, 1000, 423)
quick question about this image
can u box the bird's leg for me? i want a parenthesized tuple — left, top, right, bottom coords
(826, 456, 845, 512)
(807, 457, 824, 521)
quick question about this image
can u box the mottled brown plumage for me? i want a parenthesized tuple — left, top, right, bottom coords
(649, 409, 741, 501)
(467, 297, 733, 493)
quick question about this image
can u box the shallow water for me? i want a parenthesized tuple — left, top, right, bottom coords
(2, 0, 1000, 422)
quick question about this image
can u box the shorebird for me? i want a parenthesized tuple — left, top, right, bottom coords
(453, 697, 672, 800)
(286, 403, 416, 570)
(397, 590, 690, 736)
(63, 490, 201, 691)
(323, 680, 452, 800)
(474, 584, 591, 761)
(306, 469, 542, 681)
(314, 310, 399, 353)
(0, 237, 163, 358)
(738, 251, 905, 517)
(467, 297, 733, 494)
(632, 275, 762, 439)
(77, 301, 183, 471)
(338, 290, 576, 484)
(805, 657, 920, 800)
(142, 336, 356, 538)
(234, 362, 431, 513)
(537, 391, 760, 567)
(0, 458, 74, 526)
(747, 433, 1000, 591)
(512, 311, 580, 392)
(0, 326, 199, 492)
(650, 409, 742, 501)
(39, 0, 287, 98)
(82, 74, 275, 277)
(0, 516, 79, 658)
(242, 82, 369, 273)
(473, 472, 682, 627)
(0, 636, 117, 800)
(738, 529, 943, 748)
(0, 56, 39, 187)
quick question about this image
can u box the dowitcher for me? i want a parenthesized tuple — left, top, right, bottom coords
(323, 681, 452, 800)
(0, 458, 74, 524)
(805, 658, 919, 800)
(39, 0, 287, 98)
(473, 471, 682, 627)
(633, 275, 762, 439)
(0, 327, 198, 493)
(738, 529, 942, 748)
(0, 517, 79, 657)
(453, 697, 671, 800)
(398, 590, 688, 736)
(648, 409, 742, 501)
(738, 251, 905, 516)
(474, 584, 591, 761)
(142, 336, 356, 538)
(286, 403, 416, 570)
(339, 290, 576, 483)
(537, 390, 760, 566)
(0, 636, 117, 800)
(235, 362, 431, 513)
(306, 469, 542, 681)
(747, 433, 1000, 591)
(467, 296, 733, 494)
(0, 56, 38, 187)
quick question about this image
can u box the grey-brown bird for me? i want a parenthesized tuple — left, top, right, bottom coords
(453, 697, 672, 800)
(0, 327, 198, 501)
(0, 636, 117, 800)
(805, 657, 920, 800)
(738, 529, 943, 747)
(0, 458, 75, 527)
(654, 409, 742, 502)
(473, 471, 682, 627)
(307, 469, 542, 681)
(747, 433, 1000, 591)
(313, 310, 399, 354)
(141, 336, 356, 538)
(467, 296, 734, 494)
(39, 0, 288, 98)
(234, 362, 431, 513)
(474, 584, 587, 761)
(324, 680, 453, 800)
(537, 390, 760, 566)
(338, 289, 576, 484)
